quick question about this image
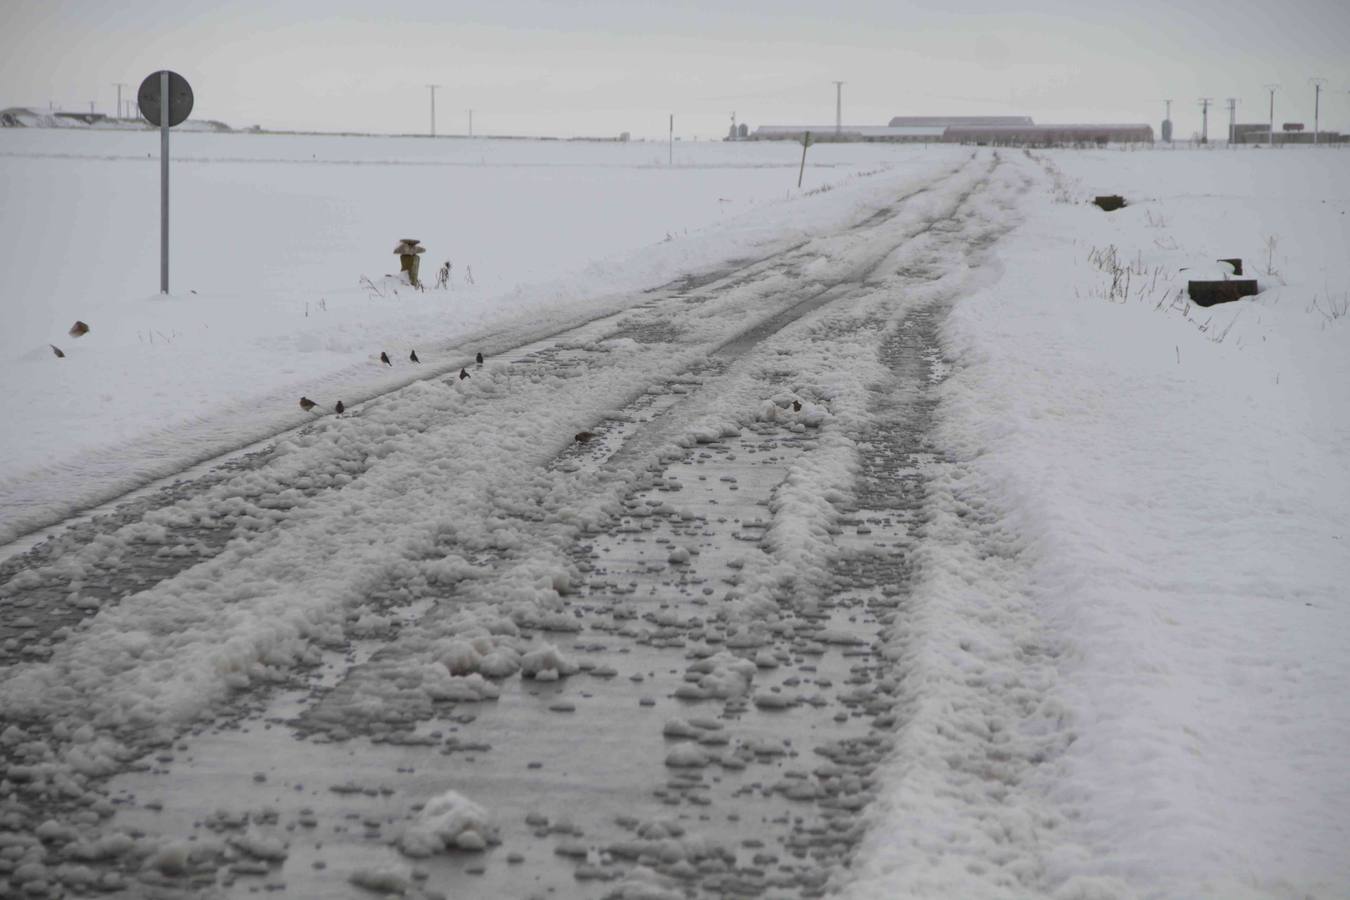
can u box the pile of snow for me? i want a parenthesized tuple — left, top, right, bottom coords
(398, 790, 497, 856)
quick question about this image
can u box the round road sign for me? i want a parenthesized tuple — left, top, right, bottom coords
(138, 71, 194, 128)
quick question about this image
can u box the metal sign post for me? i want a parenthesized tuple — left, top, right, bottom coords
(160, 71, 169, 293)
(138, 70, 194, 294)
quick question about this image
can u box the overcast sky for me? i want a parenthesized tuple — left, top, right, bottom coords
(3, 0, 1348, 139)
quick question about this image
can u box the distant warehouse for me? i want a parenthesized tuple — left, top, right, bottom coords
(888, 116, 1034, 127)
(944, 123, 1154, 146)
(748, 117, 1153, 146)
(749, 125, 945, 143)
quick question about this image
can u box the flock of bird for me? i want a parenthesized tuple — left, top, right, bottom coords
(299, 350, 485, 417)
(55, 319, 606, 446)
(299, 350, 804, 443)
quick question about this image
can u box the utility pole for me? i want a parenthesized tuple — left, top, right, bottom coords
(1225, 98, 1238, 145)
(1198, 98, 1212, 143)
(113, 83, 128, 121)
(89, 100, 96, 114)
(669, 113, 674, 165)
(1264, 84, 1279, 147)
(426, 84, 440, 137)
(1161, 99, 1173, 144)
(832, 81, 844, 136)
(1310, 78, 1326, 145)
(468, 109, 473, 138)
(730, 111, 736, 141)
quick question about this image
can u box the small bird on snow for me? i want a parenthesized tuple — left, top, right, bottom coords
(475, 351, 484, 365)
(335, 400, 345, 415)
(459, 368, 470, 380)
(68, 321, 90, 338)
(380, 351, 392, 366)
(575, 431, 596, 444)
(299, 396, 317, 412)
(410, 349, 420, 363)
(50, 344, 65, 358)
(792, 400, 802, 412)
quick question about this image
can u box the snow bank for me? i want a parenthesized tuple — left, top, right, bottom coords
(844, 147, 1350, 898)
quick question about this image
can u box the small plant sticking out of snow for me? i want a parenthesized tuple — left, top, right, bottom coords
(68, 320, 90, 338)
(359, 275, 386, 299)
(50, 344, 65, 358)
(1263, 235, 1280, 277)
(1310, 293, 1349, 326)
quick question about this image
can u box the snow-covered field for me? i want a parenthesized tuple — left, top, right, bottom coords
(1, 129, 956, 546)
(0, 132, 1347, 900)
(844, 146, 1350, 899)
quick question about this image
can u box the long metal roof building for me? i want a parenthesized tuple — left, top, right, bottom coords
(943, 123, 1155, 144)
(887, 115, 1034, 127)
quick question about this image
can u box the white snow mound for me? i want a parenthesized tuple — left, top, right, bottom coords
(398, 790, 497, 857)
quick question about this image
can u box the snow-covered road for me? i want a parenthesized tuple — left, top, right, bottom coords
(0, 151, 1041, 898)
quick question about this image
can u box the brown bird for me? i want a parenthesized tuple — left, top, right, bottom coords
(475, 351, 484, 365)
(299, 396, 317, 412)
(50, 344, 65, 358)
(459, 368, 470, 380)
(68, 320, 90, 338)
(575, 431, 596, 444)
(410, 349, 420, 363)
(380, 351, 391, 366)
(792, 399, 802, 412)
(335, 400, 345, 415)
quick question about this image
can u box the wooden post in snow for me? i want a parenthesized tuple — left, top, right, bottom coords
(797, 131, 812, 188)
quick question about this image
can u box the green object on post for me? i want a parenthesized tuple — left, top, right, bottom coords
(394, 238, 426, 287)
(400, 254, 421, 286)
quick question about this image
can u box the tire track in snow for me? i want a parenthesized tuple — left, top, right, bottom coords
(841, 159, 1078, 899)
(0, 158, 978, 668)
(292, 155, 1001, 735)
(0, 153, 1036, 900)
